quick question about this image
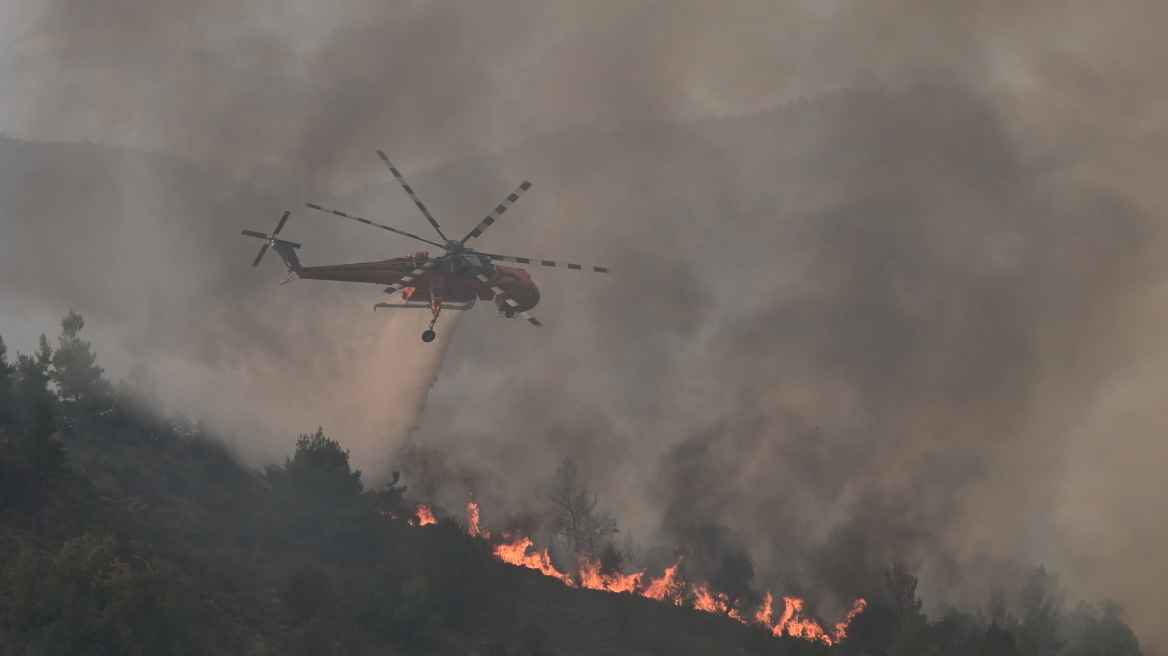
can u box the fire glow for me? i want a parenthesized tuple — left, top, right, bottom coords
(410, 500, 865, 644)
(409, 504, 438, 526)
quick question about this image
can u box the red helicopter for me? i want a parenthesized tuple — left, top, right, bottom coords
(242, 151, 608, 342)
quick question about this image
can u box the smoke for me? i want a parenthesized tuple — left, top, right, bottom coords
(4, 0, 1168, 649)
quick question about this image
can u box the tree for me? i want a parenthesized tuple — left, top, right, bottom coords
(0, 534, 206, 655)
(1065, 600, 1141, 656)
(51, 311, 113, 416)
(549, 457, 617, 558)
(550, 457, 592, 554)
(1017, 566, 1064, 656)
(979, 622, 1022, 656)
(597, 542, 623, 579)
(13, 335, 54, 422)
(886, 562, 924, 621)
(277, 427, 364, 504)
(0, 335, 18, 427)
(708, 549, 761, 613)
(621, 532, 643, 570)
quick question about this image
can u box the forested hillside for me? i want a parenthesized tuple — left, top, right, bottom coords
(0, 313, 1144, 655)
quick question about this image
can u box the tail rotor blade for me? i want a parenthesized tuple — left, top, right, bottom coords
(273, 210, 291, 235)
(460, 181, 532, 244)
(377, 150, 449, 242)
(251, 243, 270, 267)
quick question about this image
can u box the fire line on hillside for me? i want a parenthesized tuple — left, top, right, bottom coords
(402, 500, 865, 644)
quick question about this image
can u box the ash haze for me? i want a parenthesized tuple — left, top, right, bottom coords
(2, 0, 1168, 649)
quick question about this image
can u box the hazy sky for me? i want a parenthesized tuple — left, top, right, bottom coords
(3, 0, 1168, 648)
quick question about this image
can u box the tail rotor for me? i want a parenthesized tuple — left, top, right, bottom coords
(242, 211, 301, 267)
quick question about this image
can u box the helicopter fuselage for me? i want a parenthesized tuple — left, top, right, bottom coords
(292, 254, 540, 314)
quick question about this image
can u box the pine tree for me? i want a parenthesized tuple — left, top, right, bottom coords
(278, 427, 364, 504)
(1017, 566, 1065, 656)
(0, 335, 18, 427)
(51, 311, 113, 416)
(13, 335, 54, 422)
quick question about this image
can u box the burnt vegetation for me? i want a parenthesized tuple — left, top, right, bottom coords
(0, 314, 1145, 655)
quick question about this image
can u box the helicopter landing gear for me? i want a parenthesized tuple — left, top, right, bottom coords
(421, 330, 436, 342)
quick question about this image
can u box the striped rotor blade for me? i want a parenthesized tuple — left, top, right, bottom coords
(460, 181, 532, 243)
(376, 150, 449, 242)
(251, 243, 270, 267)
(385, 260, 438, 294)
(242, 229, 270, 239)
(481, 253, 609, 274)
(475, 273, 543, 327)
(273, 211, 291, 235)
(305, 203, 445, 249)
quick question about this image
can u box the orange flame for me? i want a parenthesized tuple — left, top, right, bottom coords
(642, 561, 685, 603)
(774, 596, 832, 643)
(462, 501, 864, 644)
(576, 556, 642, 594)
(466, 501, 489, 539)
(493, 534, 572, 583)
(415, 504, 437, 526)
(692, 584, 731, 614)
(834, 598, 867, 641)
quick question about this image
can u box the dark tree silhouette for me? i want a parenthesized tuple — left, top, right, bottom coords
(709, 549, 761, 613)
(549, 457, 617, 558)
(1065, 600, 1141, 656)
(13, 336, 54, 422)
(276, 427, 364, 504)
(51, 311, 113, 416)
(1017, 566, 1064, 656)
(0, 336, 18, 427)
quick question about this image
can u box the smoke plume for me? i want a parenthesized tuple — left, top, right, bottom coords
(2, 0, 1168, 649)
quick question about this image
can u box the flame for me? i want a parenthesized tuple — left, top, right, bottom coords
(460, 501, 863, 644)
(642, 561, 685, 603)
(774, 596, 832, 643)
(692, 584, 730, 614)
(493, 534, 572, 583)
(415, 504, 437, 526)
(466, 501, 489, 539)
(834, 598, 867, 641)
(576, 556, 642, 594)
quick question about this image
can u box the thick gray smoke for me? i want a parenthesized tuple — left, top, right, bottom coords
(3, 0, 1168, 649)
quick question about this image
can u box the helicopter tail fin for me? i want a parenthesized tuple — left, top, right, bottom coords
(272, 241, 303, 273)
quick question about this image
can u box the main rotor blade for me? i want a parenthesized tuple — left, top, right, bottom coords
(273, 210, 291, 235)
(480, 252, 609, 274)
(385, 259, 439, 294)
(460, 181, 532, 244)
(251, 243, 270, 267)
(475, 273, 543, 327)
(242, 229, 270, 239)
(305, 203, 445, 249)
(376, 150, 449, 243)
